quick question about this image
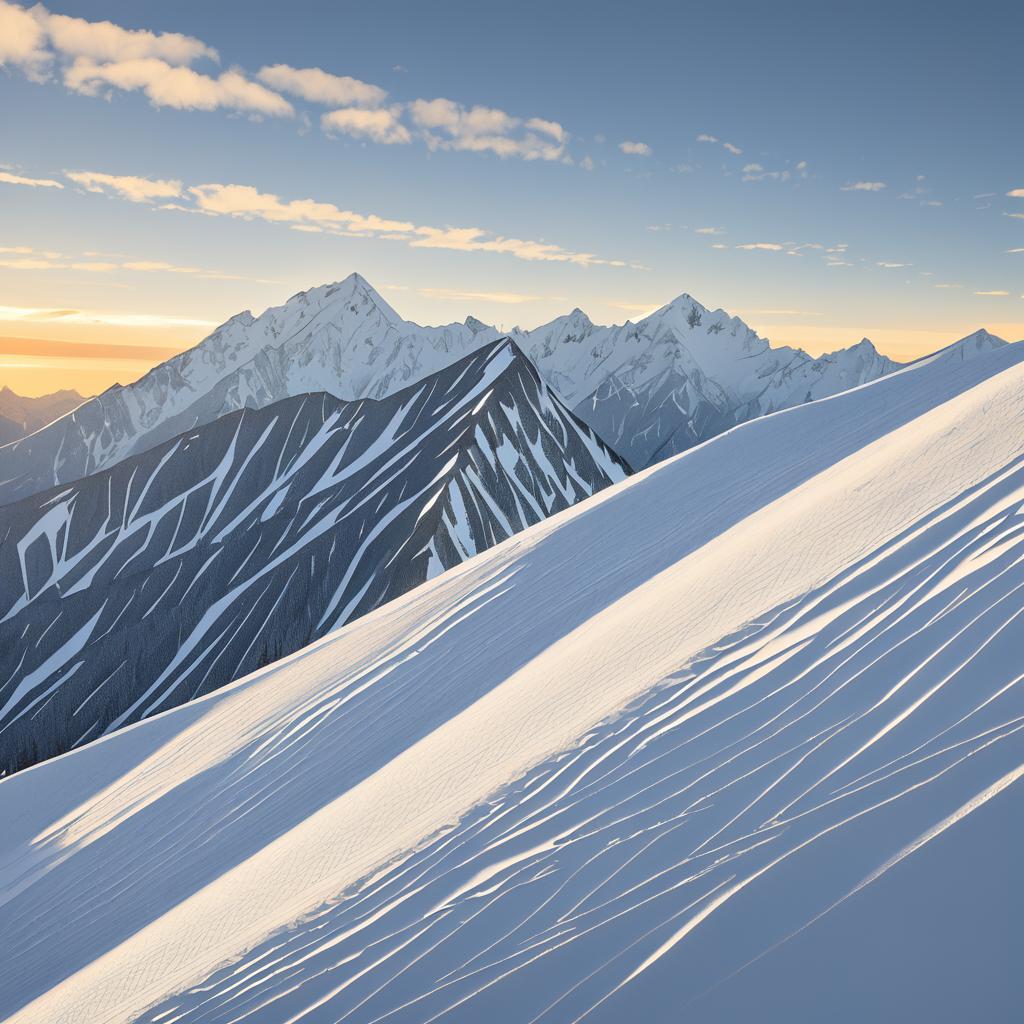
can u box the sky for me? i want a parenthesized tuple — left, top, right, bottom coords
(0, 0, 1022, 396)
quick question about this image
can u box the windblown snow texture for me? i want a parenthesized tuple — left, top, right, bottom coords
(0, 339, 627, 773)
(0, 273, 940, 504)
(0, 337, 1020, 1023)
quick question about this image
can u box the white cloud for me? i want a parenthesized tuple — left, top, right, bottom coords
(695, 227, 723, 235)
(0, 169, 63, 188)
(1006, 188, 1024, 198)
(742, 162, 791, 183)
(66, 170, 182, 202)
(974, 290, 1010, 296)
(877, 261, 911, 269)
(619, 141, 651, 156)
(2, 4, 577, 166)
(696, 133, 718, 143)
(1005, 212, 1024, 220)
(722, 142, 742, 155)
(64, 57, 294, 116)
(841, 181, 887, 192)
(1008, 248, 1024, 254)
(322, 106, 410, 144)
(580, 155, 595, 171)
(525, 117, 565, 142)
(174, 180, 628, 267)
(735, 242, 785, 251)
(409, 97, 566, 161)
(257, 64, 386, 107)
(42, 9, 216, 64)
(934, 283, 961, 289)
(0, 0, 49, 78)
(710, 243, 728, 250)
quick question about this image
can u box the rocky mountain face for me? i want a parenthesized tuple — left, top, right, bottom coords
(0, 339, 627, 773)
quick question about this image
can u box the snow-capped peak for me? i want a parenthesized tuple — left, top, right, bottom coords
(956, 328, 1007, 349)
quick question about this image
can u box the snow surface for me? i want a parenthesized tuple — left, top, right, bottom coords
(0, 341, 1022, 1022)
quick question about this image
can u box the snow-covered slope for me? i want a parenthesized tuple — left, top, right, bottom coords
(1, 339, 1022, 1022)
(0, 274, 918, 504)
(0, 339, 626, 773)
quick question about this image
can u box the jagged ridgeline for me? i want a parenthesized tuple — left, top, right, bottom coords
(0, 272, 908, 507)
(0, 340, 627, 773)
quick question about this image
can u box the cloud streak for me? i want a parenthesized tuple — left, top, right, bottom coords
(86, 175, 633, 267)
(0, 170, 64, 188)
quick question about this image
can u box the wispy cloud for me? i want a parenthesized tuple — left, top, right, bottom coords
(695, 227, 723, 235)
(0, 169, 64, 189)
(735, 242, 785, 251)
(409, 97, 567, 161)
(1008, 248, 1024, 254)
(0, 245, 273, 282)
(841, 181, 887, 192)
(1006, 188, 1024, 198)
(64, 58, 294, 116)
(618, 140, 652, 156)
(321, 106, 410, 144)
(974, 290, 1010, 296)
(257, 64, 386, 107)
(80, 174, 635, 267)
(0, 304, 217, 329)
(877, 261, 911, 269)
(697, 133, 744, 158)
(66, 170, 182, 203)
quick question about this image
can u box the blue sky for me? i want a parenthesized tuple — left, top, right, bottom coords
(1, 0, 1022, 393)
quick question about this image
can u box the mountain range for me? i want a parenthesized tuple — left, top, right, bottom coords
(0, 339, 626, 772)
(1, 329, 1020, 1023)
(0, 273, 932, 505)
(0, 386, 87, 446)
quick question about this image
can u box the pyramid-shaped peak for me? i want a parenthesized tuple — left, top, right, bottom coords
(464, 315, 492, 334)
(956, 327, 1006, 348)
(285, 273, 403, 324)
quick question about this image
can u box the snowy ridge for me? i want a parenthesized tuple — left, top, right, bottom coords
(0, 274, 507, 505)
(523, 296, 903, 467)
(0, 340, 1022, 1022)
(0, 339, 626, 772)
(0, 273, 976, 504)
